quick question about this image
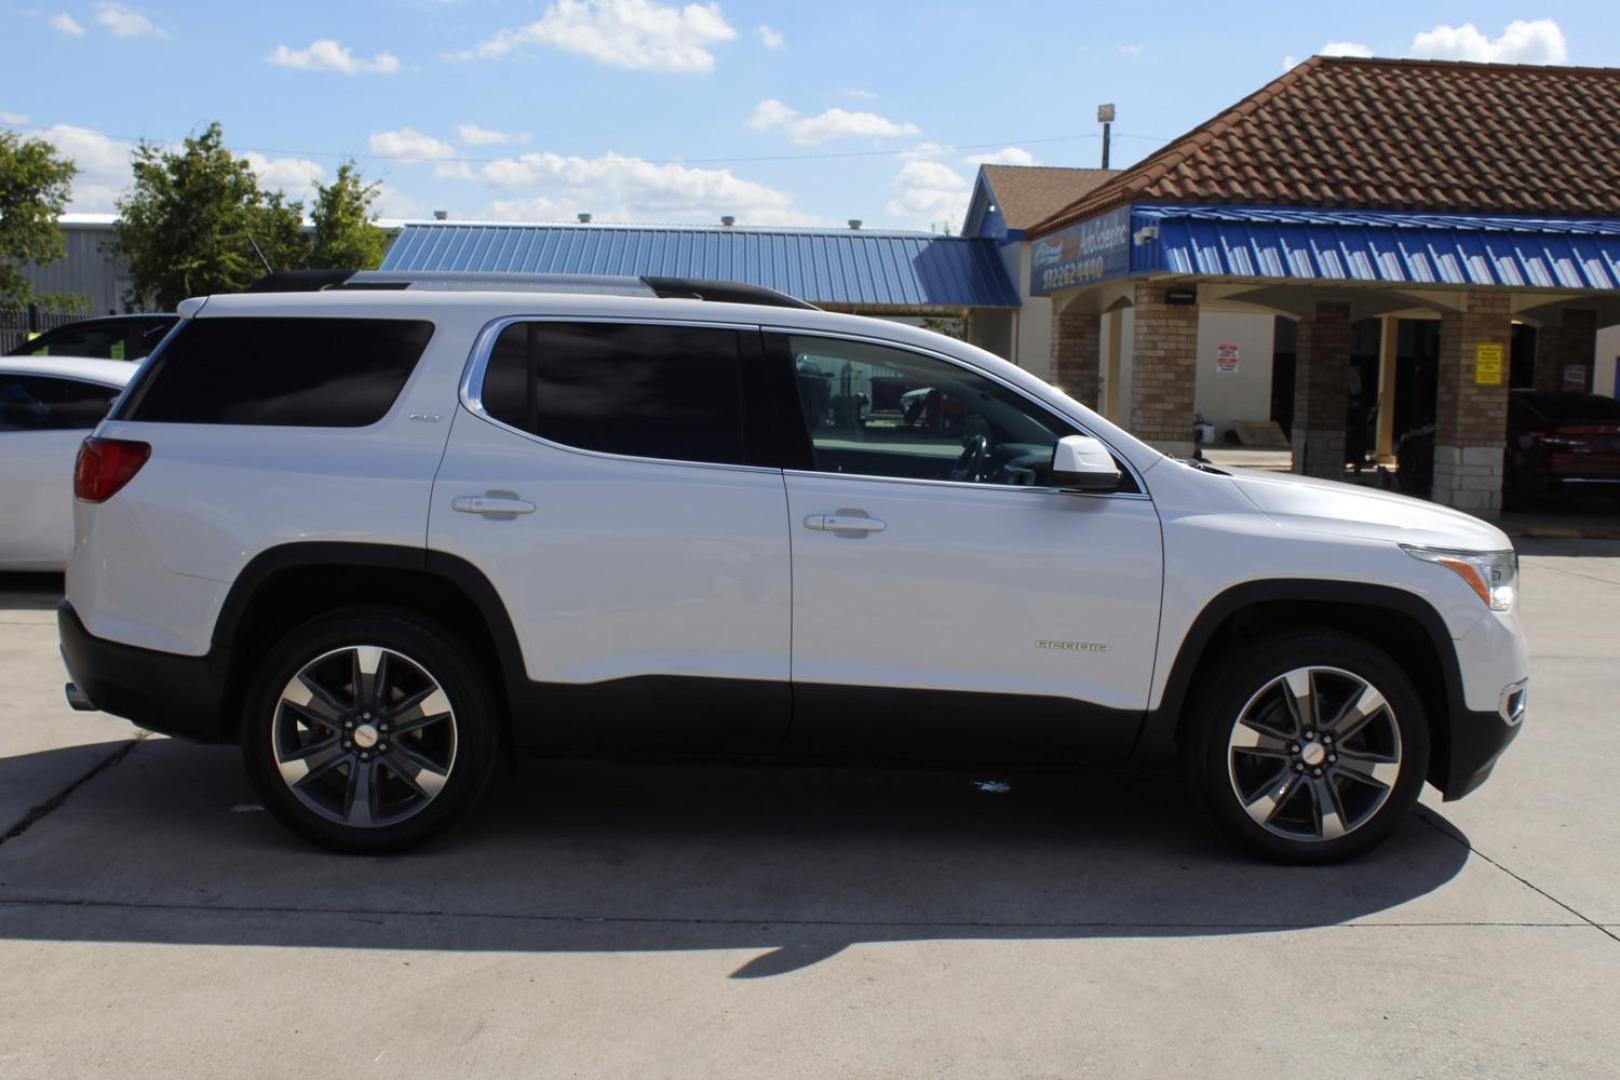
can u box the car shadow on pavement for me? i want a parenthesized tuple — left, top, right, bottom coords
(0, 738, 1472, 977)
(0, 572, 64, 610)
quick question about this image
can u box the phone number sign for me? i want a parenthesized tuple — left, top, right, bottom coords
(1030, 207, 1132, 295)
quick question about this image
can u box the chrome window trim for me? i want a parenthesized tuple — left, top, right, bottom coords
(766, 324, 1152, 501)
(457, 313, 782, 477)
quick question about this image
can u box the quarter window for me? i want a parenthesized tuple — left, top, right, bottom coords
(0, 375, 120, 432)
(119, 317, 434, 427)
(480, 321, 747, 466)
(784, 334, 1091, 487)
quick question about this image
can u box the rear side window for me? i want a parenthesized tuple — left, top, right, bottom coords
(0, 375, 119, 431)
(120, 317, 434, 426)
(480, 321, 746, 466)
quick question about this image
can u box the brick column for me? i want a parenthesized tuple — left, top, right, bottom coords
(1128, 282, 1198, 456)
(1049, 304, 1101, 408)
(1433, 291, 1512, 515)
(1533, 309, 1597, 393)
(1291, 302, 1352, 479)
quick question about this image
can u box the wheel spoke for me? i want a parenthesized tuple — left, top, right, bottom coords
(1242, 772, 1301, 827)
(1334, 750, 1399, 790)
(281, 673, 346, 727)
(344, 759, 379, 827)
(1325, 683, 1386, 741)
(1281, 669, 1315, 735)
(1309, 776, 1347, 840)
(385, 686, 452, 735)
(278, 739, 348, 788)
(384, 745, 449, 800)
(351, 646, 385, 709)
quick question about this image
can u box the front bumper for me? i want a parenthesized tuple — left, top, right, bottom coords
(58, 601, 235, 743)
(1438, 679, 1526, 800)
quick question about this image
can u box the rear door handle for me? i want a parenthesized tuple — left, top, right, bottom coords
(452, 495, 536, 516)
(804, 513, 886, 534)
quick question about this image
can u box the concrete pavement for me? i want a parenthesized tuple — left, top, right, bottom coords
(1, 549, 1617, 1078)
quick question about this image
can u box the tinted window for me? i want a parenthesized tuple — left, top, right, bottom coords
(481, 321, 746, 466)
(1514, 391, 1620, 424)
(120, 317, 433, 426)
(785, 334, 1108, 488)
(10, 322, 129, 360)
(0, 375, 119, 431)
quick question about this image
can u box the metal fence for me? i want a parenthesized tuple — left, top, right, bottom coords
(0, 307, 87, 354)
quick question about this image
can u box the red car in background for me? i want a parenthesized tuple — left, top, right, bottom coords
(1507, 390, 1620, 504)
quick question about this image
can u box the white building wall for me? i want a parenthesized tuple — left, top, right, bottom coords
(1596, 325, 1620, 398)
(1006, 244, 1054, 379)
(1192, 312, 1277, 436)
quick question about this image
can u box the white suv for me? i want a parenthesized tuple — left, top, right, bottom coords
(57, 273, 1529, 861)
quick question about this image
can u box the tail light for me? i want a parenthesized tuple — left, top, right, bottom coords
(74, 437, 151, 503)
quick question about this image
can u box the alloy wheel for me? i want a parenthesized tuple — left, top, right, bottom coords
(1225, 665, 1403, 843)
(270, 645, 458, 828)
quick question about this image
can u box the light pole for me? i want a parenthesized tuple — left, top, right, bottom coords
(1098, 103, 1115, 169)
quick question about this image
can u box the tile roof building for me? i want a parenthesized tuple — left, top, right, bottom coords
(1024, 56, 1620, 514)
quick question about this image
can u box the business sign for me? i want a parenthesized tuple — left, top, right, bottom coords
(1215, 343, 1240, 375)
(1474, 343, 1504, 386)
(1030, 206, 1132, 295)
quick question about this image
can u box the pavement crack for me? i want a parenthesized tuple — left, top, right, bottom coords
(0, 734, 147, 848)
(1415, 808, 1620, 945)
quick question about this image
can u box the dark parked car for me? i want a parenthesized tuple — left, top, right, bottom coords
(1507, 390, 1620, 503)
(6, 314, 178, 362)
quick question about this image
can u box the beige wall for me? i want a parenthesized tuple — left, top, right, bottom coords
(1596, 326, 1620, 398)
(1006, 243, 1055, 379)
(1191, 312, 1277, 436)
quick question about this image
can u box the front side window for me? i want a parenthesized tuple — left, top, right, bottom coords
(119, 317, 434, 427)
(784, 334, 1081, 487)
(480, 321, 747, 466)
(0, 375, 120, 432)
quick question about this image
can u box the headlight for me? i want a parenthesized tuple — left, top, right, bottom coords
(1401, 545, 1518, 611)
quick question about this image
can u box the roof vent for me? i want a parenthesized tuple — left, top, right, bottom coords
(432, 210, 448, 221)
(721, 215, 735, 227)
(577, 212, 592, 224)
(848, 219, 862, 230)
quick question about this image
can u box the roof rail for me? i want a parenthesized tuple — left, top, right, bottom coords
(242, 270, 819, 310)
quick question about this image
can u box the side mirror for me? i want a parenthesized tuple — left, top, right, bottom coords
(1051, 434, 1122, 492)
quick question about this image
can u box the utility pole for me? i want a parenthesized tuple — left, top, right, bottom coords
(1098, 103, 1115, 169)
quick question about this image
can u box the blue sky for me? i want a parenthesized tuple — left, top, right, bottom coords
(2, 1, 1616, 230)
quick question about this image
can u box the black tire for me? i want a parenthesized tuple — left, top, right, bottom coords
(240, 607, 500, 854)
(1183, 630, 1430, 864)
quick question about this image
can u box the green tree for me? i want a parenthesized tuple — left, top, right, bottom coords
(310, 162, 387, 270)
(0, 131, 77, 307)
(112, 122, 313, 309)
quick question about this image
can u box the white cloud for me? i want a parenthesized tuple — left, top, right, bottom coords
(1117, 44, 1143, 56)
(29, 123, 134, 212)
(844, 88, 877, 100)
(477, 149, 818, 225)
(94, 2, 163, 37)
(368, 128, 459, 160)
(1408, 19, 1567, 64)
(457, 122, 529, 146)
(884, 159, 971, 229)
(1321, 40, 1374, 57)
(268, 39, 401, 75)
(242, 152, 325, 196)
(965, 146, 1037, 167)
(48, 11, 85, 35)
(900, 141, 950, 160)
(0, 110, 26, 125)
(1283, 54, 1298, 71)
(749, 98, 920, 144)
(757, 24, 784, 49)
(452, 0, 736, 73)
(370, 182, 429, 220)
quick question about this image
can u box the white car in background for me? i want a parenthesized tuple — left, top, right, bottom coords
(0, 357, 134, 570)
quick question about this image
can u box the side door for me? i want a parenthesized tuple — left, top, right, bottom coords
(0, 373, 120, 567)
(429, 318, 794, 754)
(774, 330, 1164, 763)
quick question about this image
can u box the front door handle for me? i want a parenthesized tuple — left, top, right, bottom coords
(804, 513, 886, 534)
(452, 494, 536, 516)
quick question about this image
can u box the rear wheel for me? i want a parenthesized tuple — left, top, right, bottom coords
(1184, 630, 1429, 863)
(241, 608, 499, 853)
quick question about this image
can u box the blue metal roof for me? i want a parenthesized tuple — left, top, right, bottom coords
(380, 223, 1020, 309)
(1135, 205, 1620, 290)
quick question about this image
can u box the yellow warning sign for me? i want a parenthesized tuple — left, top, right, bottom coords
(1474, 343, 1504, 386)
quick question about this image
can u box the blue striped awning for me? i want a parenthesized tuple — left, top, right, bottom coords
(1134, 205, 1620, 290)
(379, 223, 1020, 309)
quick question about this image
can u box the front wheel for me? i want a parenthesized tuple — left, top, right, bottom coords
(1184, 631, 1430, 863)
(240, 608, 499, 853)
